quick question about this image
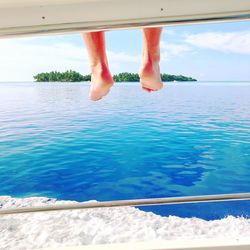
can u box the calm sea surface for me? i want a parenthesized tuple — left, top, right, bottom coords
(0, 82, 250, 219)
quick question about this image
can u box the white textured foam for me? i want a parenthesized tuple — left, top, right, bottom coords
(0, 196, 250, 250)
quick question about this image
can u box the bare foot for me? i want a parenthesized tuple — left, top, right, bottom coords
(89, 66, 114, 101)
(139, 61, 163, 92)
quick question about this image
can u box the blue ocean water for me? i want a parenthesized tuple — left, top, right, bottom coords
(0, 82, 250, 220)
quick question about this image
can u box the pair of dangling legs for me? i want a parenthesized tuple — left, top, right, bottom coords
(82, 27, 163, 101)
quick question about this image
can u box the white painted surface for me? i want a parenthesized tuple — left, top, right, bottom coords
(36, 238, 250, 250)
(0, 0, 250, 37)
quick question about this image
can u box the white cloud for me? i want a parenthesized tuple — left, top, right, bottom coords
(107, 50, 140, 73)
(162, 29, 175, 36)
(185, 31, 250, 54)
(0, 38, 140, 81)
(160, 41, 191, 61)
(0, 38, 89, 81)
(107, 51, 139, 63)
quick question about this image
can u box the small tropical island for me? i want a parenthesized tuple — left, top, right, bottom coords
(34, 70, 197, 82)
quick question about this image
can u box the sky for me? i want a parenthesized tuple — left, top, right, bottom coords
(0, 20, 249, 82)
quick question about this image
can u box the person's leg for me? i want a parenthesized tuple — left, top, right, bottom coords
(139, 27, 163, 92)
(82, 31, 113, 101)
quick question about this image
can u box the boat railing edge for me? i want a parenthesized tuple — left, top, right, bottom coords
(1, 193, 250, 215)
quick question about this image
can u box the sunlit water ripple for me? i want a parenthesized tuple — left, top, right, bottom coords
(0, 82, 250, 220)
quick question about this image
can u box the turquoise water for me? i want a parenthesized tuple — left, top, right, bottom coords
(0, 82, 250, 219)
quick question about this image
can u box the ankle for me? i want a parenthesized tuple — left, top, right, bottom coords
(91, 63, 112, 78)
(91, 62, 109, 73)
(91, 63, 113, 84)
(140, 60, 160, 73)
(142, 48, 160, 63)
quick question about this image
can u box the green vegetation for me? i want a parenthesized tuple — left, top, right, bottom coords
(161, 73, 196, 82)
(34, 70, 197, 82)
(34, 70, 90, 82)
